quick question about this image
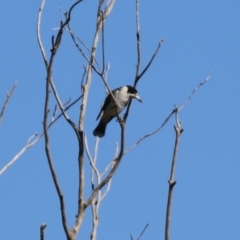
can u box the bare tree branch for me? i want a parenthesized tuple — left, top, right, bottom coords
(178, 72, 212, 111)
(100, 10, 106, 75)
(165, 107, 183, 240)
(0, 81, 17, 126)
(87, 136, 101, 240)
(0, 95, 82, 176)
(72, 0, 117, 235)
(49, 74, 80, 139)
(52, 98, 71, 121)
(85, 0, 161, 213)
(84, 135, 100, 190)
(130, 233, 134, 240)
(65, 25, 101, 73)
(95, 7, 125, 127)
(84, 120, 125, 208)
(0, 134, 38, 175)
(125, 73, 211, 154)
(123, 0, 163, 122)
(75, 2, 104, 232)
(49, 95, 82, 126)
(100, 143, 118, 201)
(38, 1, 83, 239)
(100, 155, 115, 178)
(84, 133, 116, 240)
(84, 135, 100, 240)
(165, 73, 210, 238)
(135, 39, 164, 86)
(135, 0, 141, 79)
(124, 109, 175, 154)
(35, 1, 211, 239)
(37, 0, 48, 69)
(68, 0, 123, 134)
(40, 224, 47, 240)
(130, 223, 149, 240)
(137, 223, 149, 240)
(38, 0, 81, 139)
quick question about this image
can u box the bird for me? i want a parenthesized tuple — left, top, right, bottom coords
(93, 85, 142, 137)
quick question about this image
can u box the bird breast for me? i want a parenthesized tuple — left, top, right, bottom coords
(105, 87, 130, 117)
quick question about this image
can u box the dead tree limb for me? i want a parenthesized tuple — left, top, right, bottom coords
(38, 1, 82, 239)
(165, 107, 183, 240)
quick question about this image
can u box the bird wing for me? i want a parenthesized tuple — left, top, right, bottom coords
(96, 93, 112, 120)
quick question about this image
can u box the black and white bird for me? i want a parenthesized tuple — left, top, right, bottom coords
(93, 85, 142, 137)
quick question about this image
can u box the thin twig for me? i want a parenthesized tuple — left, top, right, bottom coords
(165, 107, 183, 240)
(123, 0, 163, 122)
(81, 66, 88, 92)
(37, 0, 48, 69)
(0, 81, 17, 126)
(52, 1, 82, 53)
(125, 73, 211, 154)
(46, 2, 81, 141)
(0, 95, 82, 176)
(51, 95, 82, 124)
(84, 134, 100, 240)
(49, 75, 80, 139)
(137, 223, 149, 240)
(84, 119, 125, 208)
(135, 39, 164, 86)
(0, 134, 38, 175)
(100, 10, 105, 75)
(52, 98, 71, 121)
(37, 0, 82, 140)
(85, 132, 116, 239)
(124, 109, 175, 154)
(100, 143, 118, 201)
(130, 233, 134, 240)
(178, 72, 212, 111)
(84, 134, 100, 188)
(124, 39, 163, 122)
(57, 3, 64, 22)
(85, 133, 113, 239)
(100, 158, 114, 178)
(90, 137, 101, 240)
(101, 143, 118, 177)
(135, 0, 141, 79)
(65, 26, 101, 73)
(68, 3, 121, 127)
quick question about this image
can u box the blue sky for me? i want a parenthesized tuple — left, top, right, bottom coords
(0, 0, 240, 239)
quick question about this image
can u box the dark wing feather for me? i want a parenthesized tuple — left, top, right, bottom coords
(96, 93, 112, 120)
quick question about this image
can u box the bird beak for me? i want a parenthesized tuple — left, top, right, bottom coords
(134, 93, 142, 103)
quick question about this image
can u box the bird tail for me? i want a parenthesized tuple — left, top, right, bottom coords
(93, 119, 107, 138)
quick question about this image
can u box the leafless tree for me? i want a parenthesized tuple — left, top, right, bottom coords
(36, 0, 165, 239)
(1, 0, 210, 239)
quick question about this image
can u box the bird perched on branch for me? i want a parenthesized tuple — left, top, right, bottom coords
(93, 85, 142, 137)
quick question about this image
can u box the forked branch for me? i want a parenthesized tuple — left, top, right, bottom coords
(0, 134, 38, 175)
(0, 95, 82, 176)
(84, 120, 125, 208)
(125, 73, 211, 154)
(38, 1, 82, 239)
(124, 0, 163, 122)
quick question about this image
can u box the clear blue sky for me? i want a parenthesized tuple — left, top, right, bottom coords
(0, 1, 240, 239)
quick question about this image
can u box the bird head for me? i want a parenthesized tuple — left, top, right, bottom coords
(127, 85, 142, 103)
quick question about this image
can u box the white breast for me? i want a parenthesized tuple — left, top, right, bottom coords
(105, 86, 130, 117)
